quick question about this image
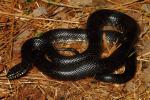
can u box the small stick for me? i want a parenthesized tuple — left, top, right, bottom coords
(41, 0, 82, 9)
(0, 11, 80, 24)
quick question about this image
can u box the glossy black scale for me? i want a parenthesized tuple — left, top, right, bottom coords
(6, 9, 139, 84)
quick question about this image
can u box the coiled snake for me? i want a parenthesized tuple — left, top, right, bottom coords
(6, 9, 139, 84)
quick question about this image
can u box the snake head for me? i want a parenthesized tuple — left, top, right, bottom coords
(6, 63, 31, 80)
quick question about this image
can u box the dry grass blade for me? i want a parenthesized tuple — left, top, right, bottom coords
(41, 0, 82, 8)
(0, 11, 80, 24)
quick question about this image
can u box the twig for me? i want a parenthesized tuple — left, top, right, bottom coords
(138, 52, 150, 58)
(122, 0, 144, 6)
(0, 11, 80, 24)
(137, 58, 150, 62)
(9, 0, 15, 70)
(107, 0, 144, 6)
(41, 0, 82, 9)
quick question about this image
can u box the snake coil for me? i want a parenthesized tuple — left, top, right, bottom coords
(6, 9, 139, 84)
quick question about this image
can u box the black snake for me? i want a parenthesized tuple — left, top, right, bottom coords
(6, 9, 139, 84)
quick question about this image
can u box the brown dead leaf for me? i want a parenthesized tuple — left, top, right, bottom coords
(32, 7, 47, 17)
(142, 4, 150, 14)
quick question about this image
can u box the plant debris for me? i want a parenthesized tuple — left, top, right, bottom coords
(32, 7, 47, 17)
(0, 0, 150, 99)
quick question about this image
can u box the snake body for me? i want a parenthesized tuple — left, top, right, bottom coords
(7, 30, 120, 80)
(6, 9, 139, 83)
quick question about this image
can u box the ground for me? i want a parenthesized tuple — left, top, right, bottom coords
(0, 0, 150, 100)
